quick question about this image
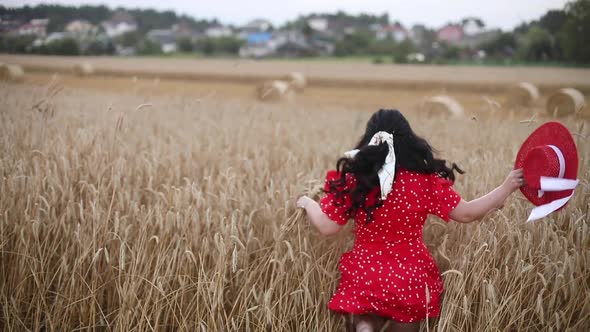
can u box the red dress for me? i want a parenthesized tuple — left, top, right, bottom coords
(320, 169, 461, 323)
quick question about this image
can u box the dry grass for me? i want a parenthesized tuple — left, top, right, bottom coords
(0, 78, 589, 331)
(2, 54, 590, 93)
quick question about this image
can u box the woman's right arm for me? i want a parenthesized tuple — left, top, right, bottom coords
(449, 169, 523, 223)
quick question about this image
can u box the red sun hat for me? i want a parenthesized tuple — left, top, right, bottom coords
(515, 122, 579, 216)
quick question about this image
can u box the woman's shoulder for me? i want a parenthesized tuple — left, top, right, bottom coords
(396, 168, 430, 180)
(397, 169, 453, 185)
(324, 170, 357, 190)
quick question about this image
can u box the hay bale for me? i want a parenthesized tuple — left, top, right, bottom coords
(422, 95, 464, 117)
(73, 62, 95, 76)
(286, 72, 306, 92)
(256, 80, 293, 101)
(0, 64, 24, 82)
(546, 88, 586, 117)
(506, 82, 539, 107)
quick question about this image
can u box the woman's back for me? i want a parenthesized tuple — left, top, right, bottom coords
(321, 169, 461, 246)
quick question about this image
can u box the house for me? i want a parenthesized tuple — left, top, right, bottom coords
(275, 39, 313, 57)
(238, 29, 330, 58)
(239, 32, 274, 58)
(271, 30, 311, 56)
(239, 30, 318, 58)
(16, 23, 46, 37)
(205, 24, 233, 38)
(65, 20, 95, 35)
(409, 24, 428, 45)
(376, 24, 408, 42)
(308, 17, 328, 32)
(0, 19, 22, 35)
(147, 29, 178, 53)
(326, 19, 357, 40)
(102, 11, 137, 37)
(247, 32, 273, 45)
(237, 19, 272, 40)
(343, 26, 356, 35)
(313, 40, 335, 55)
(304, 15, 358, 41)
(243, 19, 272, 32)
(15, 18, 48, 37)
(172, 22, 194, 38)
(30, 19, 49, 27)
(437, 24, 464, 44)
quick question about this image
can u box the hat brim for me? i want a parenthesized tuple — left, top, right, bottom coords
(514, 122, 578, 206)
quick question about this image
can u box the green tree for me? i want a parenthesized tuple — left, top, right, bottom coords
(136, 38, 162, 55)
(213, 37, 243, 54)
(368, 38, 396, 55)
(391, 40, 416, 63)
(0, 35, 35, 53)
(31, 38, 81, 55)
(117, 31, 141, 48)
(560, 0, 590, 64)
(480, 32, 517, 57)
(302, 23, 313, 41)
(84, 39, 115, 55)
(196, 38, 215, 55)
(334, 31, 372, 56)
(194, 37, 242, 55)
(518, 26, 552, 61)
(51, 38, 80, 55)
(177, 37, 194, 52)
(439, 42, 461, 61)
(539, 10, 568, 34)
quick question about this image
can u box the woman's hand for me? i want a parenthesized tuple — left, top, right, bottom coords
(296, 195, 311, 209)
(295, 195, 344, 235)
(502, 168, 524, 193)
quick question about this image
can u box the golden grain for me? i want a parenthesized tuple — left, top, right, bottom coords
(0, 76, 588, 331)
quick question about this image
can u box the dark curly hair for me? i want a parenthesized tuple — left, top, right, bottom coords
(327, 109, 463, 222)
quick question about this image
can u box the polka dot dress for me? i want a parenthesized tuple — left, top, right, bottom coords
(320, 169, 461, 323)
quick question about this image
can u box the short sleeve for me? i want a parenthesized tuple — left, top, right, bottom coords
(319, 170, 353, 225)
(427, 174, 462, 222)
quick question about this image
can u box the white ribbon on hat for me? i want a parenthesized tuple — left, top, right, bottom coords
(527, 145, 579, 222)
(344, 131, 396, 200)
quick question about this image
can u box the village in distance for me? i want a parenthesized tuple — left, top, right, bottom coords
(0, 2, 588, 66)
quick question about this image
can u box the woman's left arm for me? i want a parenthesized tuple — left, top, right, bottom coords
(297, 196, 344, 236)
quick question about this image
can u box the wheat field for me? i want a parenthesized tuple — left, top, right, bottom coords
(0, 73, 589, 331)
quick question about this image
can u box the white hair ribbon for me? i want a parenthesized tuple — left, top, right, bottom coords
(344, 131, 396, 200)
(527, 145, 579, 222)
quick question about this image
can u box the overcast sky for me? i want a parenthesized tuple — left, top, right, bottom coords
(1, 0, 570, 30)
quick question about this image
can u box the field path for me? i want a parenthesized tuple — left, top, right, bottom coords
(2, 54, 590, 93)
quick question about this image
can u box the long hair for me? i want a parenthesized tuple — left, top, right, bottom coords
(327, 109, 463, 222)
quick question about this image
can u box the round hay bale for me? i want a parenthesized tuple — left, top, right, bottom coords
(256, 80, 293, 101)
(506, 82, 539, 107)
(286, 72, 306, 92)
(73, 62, 95, 76)
(422, 95, 464, 117)
(546, 88, 586, 117)
(0, 64, 24, 82)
